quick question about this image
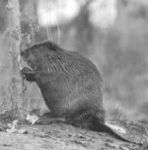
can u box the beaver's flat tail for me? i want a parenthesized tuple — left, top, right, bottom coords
(91, 117, 131, 143)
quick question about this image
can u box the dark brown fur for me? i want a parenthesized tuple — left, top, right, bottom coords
(21, 41, 132, 143)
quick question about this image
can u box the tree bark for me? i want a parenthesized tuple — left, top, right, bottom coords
(0, 0, 24, 118)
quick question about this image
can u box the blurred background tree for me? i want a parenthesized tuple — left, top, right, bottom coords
(0, 0, 148, 121)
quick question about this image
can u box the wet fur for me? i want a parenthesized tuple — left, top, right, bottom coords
(21, 41, 131, 143)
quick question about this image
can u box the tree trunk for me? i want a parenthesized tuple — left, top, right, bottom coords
(0, 0, 47, 119)
(0, 0, 24, 119)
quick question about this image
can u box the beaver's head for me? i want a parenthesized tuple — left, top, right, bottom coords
(20, 41, 63, 71)
(21, 47, 38, 70)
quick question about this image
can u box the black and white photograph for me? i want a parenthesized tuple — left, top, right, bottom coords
(0, 0, 148, 149)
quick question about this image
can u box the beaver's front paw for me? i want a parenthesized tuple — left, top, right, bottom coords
(21, 67, 36, 82)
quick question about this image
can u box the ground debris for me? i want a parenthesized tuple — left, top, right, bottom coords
(0, 116, 147, 150)
(105, 142, 119, 149)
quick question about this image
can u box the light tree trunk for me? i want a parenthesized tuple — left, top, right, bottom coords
(0, 0, 48, 120)
(0, 0, 24, 119)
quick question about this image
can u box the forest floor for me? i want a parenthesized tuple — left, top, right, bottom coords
(0, 119, 148, 150)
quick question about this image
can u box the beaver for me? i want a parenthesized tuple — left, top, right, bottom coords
(21, 41, 131, 143)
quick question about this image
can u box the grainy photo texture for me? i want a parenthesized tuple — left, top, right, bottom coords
(0, 0, 147, 150)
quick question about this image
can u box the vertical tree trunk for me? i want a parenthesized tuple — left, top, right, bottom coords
(0, 0, 24, 119)
(0, 0, 48, 119)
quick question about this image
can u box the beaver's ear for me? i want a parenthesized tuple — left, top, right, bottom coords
(43, 41, 59, 51)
